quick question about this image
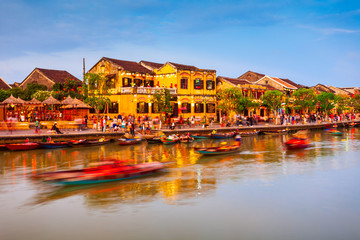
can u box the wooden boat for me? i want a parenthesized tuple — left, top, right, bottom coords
(263, 129, 288, 135)
(194, 144, 241, 155)
(161, 135, 179, 145)
(117, 138, 142, 145)
(5, 142, 40, 151)
(285, 138, 312, 150)
(212, 132, 235, 139)
(190, 133, 212, 139)
(32, 161, 166, 185)
(238, 131, 259, 137)
(326, 129, 343, 135)
(39, 142, 70, 149)
(179, 135, 194, 143)
(0, 144, 7, 150)
(69, 139, 111, 147)
(146, 137, 162, 144)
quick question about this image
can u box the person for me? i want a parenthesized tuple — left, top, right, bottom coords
(35, 118, 40, 134)
(51, 122, 63, 134)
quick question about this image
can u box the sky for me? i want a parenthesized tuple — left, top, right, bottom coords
(0, 0, 359, 87)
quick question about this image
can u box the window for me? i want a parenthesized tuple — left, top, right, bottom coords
(151, 103, 160, 113)
(144, 80, 154, 87)
(122, 78, 132, 87)
(206, 80, 215, 90)
(181, 103, 191, 113)
(134, 79, 143, 87)
(109, 102, 119, 113)
(206, 103, 215, 113)
(194, 79, 203, 90)
(195, 103, 204, 113)
(181, 78, 188, 89)
(137, 102, 149, 113)
(106, 78, 115, 89)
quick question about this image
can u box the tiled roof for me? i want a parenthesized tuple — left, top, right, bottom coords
(238, 71, 265, 82)
(312, 84, 335, 93)
(257, 84, 277, 91)
(140, 60, 164, 70)
(269, 77, 297, 89)
(104, 57, 154, 74)
(37, 68, 81, 84)
(280, 78, 301, 89)
(0, 77, 11, 90)
(218, 76, 251, 86)
(168, 62, 199, 71)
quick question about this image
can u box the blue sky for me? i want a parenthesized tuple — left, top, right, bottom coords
(0, 0, 359, 87)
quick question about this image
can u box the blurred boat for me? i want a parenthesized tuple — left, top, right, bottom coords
(32, 161, 167, 185)
(5, 142, 40, 151)
(0, 144, 7, 150)
(238, 131, 259, 137)
(285, 137, 312, 150)
(325, 129, 343, 135)
(179, 135, 194, 143)
(194, 142, 241, 155)
(117, 138, 142, 145)
(146, 137, 162, 144)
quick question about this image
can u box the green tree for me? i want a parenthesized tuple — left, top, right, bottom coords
(151, 89, 172, 124)
(317, 92, 336, 118)
(32, 91, 51, 102)
(9, 87, 24, 99)
(52, 77, 84, 100)
(23, 83, 47, 100)
(292, 88, 317, 113)
(261, 90, 284, 124)
(352, 94, 360, 113)
(335, 95, 351, 114)
(0, 89, 10, 102)
(83, 73, 110, 117)
(217, 88, 243, 114)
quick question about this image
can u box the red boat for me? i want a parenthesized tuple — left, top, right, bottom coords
(285, 138, 312, 150)
(5, 142, 40, 151)
(117, 138, 142, 145)
(32, 160, 167, 185)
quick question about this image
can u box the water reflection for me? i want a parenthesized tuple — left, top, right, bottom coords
(1, 128, 360, 208)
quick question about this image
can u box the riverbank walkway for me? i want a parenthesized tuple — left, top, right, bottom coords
(0, 120, 359, 143)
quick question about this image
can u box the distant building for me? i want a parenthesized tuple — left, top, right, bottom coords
(19, 68, 81, 90)
(255, 75, 298, 96)
(237, 71, 265, 83)
(0, 77, 11, 90)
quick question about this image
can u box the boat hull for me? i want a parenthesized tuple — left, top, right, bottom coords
(5, 143, 40, 151)
(39, 142, 70, 149)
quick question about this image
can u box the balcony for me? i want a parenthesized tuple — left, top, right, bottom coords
(120, 87, 177, 95)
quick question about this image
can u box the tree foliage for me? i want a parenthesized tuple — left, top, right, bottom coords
(292, 88, 317, 113)
(261, 90, 284, 112)
(151, 89, 172, 121)
(52, 77, 84, 100)
(317, 92, 336, 116)
(32, 91, 51, 102)
(83, 73, 110, 114)
(23, 83, 47, 100)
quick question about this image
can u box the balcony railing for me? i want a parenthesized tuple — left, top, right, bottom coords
(120, 87, 177, 94)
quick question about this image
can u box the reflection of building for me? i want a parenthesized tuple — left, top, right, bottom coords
(87, 57, 216, 120)
(19, 68, 81, 90)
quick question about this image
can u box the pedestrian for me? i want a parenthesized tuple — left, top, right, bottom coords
(35, 118, 40, 134)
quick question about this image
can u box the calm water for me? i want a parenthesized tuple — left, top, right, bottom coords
(1, 129, 360, 240)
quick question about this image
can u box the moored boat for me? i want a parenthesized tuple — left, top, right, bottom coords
(263, 129, 288, 135)
(179, 135, 194, 143)
(161, 134, 179, 145)
(190, 133, 212, 139)
(69, 139, 111, 147)
(39, 142, 71, 149)
(211, 132, 235, 139)
(117, 138, 142, 145)
(146, 137, 162, 144)
(5, 142, 40, 151)
(32, 161, 167, 185)
(238, 131, 259, 137)
(0, 144, 7, 150)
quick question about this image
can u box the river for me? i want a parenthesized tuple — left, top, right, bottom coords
(1, 129, 360, 240)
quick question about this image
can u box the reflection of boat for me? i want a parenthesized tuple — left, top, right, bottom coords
(146, 137, 162, 144)
(194, 144, 241, 155)
(238, 131, 259, 137)
(212, 132, 235, 139)
(5, 142, 40, 151)
(39, 142, 70, 149)
(285, 138, 312, 150)
(263, 129, 288, 135)
(32, 161, 167, 185)
(190, 133, 212, 139)
(117, 138, 142, 145)
(69, 139, 111, 147)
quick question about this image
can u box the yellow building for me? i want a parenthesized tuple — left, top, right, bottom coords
(87, 57, 216, 121)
